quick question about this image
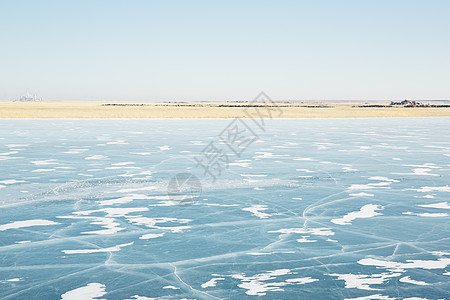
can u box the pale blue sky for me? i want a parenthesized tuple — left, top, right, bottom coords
(1, 0, 449, 101)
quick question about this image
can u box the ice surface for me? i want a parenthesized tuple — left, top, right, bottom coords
(0, 118, 449, 299)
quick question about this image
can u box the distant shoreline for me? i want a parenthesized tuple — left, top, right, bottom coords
(1, 101, 450, 118)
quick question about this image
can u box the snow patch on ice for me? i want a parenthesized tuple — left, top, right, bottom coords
(270, 227, 334, 236)
(85, 155, 108, 160)
(399, 276, 430, 286)
(296, 236, 317, 243)
(394, 168, 439, 176)
(328, 272, 401, 290)
(349, 192, 374, 197)
(408, 186, 450, 193)
(162, 285, 179, 290)
(402, 212, 449, 218)
(255, 152, 288, 159)
(31, 159, 58, 165)
(242, 205, 271, 219)
(230, 269, 318, 296)
(368, 177, 399, 182)
(126, 216, 191, 233)
(0, 219, 60, 231)
(63, 148, 89, 154)
(331, 204, 383, 225)
(139, 233, 165, 240)
(417, 202, 450, 209)
(158, 146, 171, 151)
(0, 179, 26, 185)
(343, 167, 358, 172)
(32, 169, 56, 172)
(61, 282, 106, 300)
(358, 257, 450, 272)
(201, 277, 225, 288)
(348, 182, 392, 190)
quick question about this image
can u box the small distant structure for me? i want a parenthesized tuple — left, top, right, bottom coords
(390, 99, 426, 107)
(15, 92, 42, 102)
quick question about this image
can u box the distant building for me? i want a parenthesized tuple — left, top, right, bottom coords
(15, 92, 42, 102)
(390, 100, 425, 107)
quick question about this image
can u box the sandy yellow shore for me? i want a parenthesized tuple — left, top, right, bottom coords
(1, 101, 450, 118)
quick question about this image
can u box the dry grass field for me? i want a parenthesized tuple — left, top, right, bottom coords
(1, 101, 450, 118)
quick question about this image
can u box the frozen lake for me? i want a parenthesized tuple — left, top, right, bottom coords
(0, 118, 449, 299)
